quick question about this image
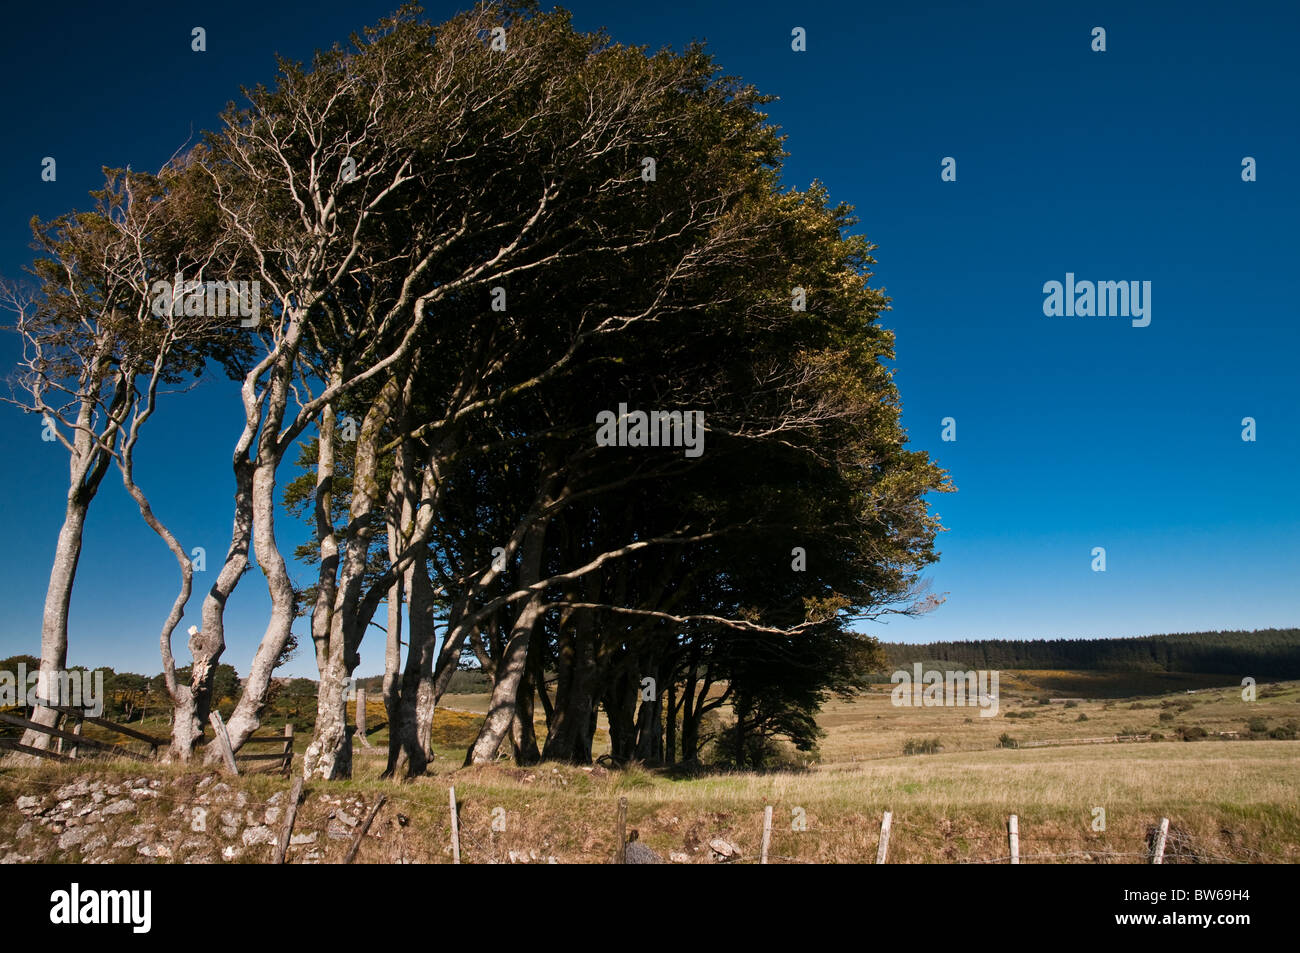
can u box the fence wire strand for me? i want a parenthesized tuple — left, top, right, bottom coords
(0, 766, 1273, 865)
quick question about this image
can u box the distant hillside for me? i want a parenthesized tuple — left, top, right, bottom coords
(881, 628, 1300, 678)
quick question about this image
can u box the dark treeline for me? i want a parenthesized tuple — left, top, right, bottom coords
(882, 628, 1300, 678)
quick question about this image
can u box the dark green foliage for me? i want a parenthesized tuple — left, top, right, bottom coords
(882, 629, 1300, 678)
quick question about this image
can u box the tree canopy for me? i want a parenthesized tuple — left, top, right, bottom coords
(4, 1, 949, 776)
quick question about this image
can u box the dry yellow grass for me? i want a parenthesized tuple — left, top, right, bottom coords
(332, 678, 1300, 863)
(817, 678, 1300, 761)
(3, 677, 1296, 863)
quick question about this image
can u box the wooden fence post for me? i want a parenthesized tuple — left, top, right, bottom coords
(1151, 817, 1169, 865)
(615, 797, 628, 864)
(282, 723, 294, 773)
(68, 719, 82, 761)
(1008, 814, 1020, 864)
(760, 806, 773, 864)
(355, 688, 370, 747)
(449, 787, 461, 864)
(344, 794, 387, 864)
(876, 811, 893, 864)
(208, 711, 239, 776)
(273, 776, 304, 865)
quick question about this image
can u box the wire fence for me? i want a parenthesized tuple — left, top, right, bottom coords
(0, 766, 1276, 865)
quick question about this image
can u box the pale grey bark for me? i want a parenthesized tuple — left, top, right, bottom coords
(115, 345, 199, 760)
(218, 456, 297, 752)
(190, 457, 253, 748)
(303, 372, 403, 779)
(20, 374, 123, 750)
(310, 393, 340, 676)
(23, 495, 89, 748)
(466, 520, 549, 765)
(381, 573, 404, 765)
(206, 309, 308, 761)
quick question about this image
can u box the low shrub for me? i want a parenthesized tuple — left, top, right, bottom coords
(903, 738, 942, 755)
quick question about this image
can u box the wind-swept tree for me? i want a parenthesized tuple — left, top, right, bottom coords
(254, 1, 946, 778)
(1, 163, 246, 755)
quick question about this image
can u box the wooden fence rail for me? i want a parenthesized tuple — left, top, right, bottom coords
(0, 738, 73, 762)
(2, 707, 293, 773)
(48, 705, 168, 755)
(0, 712, 153, 762)
(231, 723, 294, 774)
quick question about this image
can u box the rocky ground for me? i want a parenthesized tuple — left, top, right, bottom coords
(0, 762, 752, 864)
(2, 772, 381, 864)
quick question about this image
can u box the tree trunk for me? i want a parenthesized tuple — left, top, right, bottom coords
(381, 572, 404, 774)
(119, 439, 196, 762)
(583, 705, 598, 763)
(634, 665, 663, 764)
(310, 399, 339, 679)
(19, 371, 121, 753)
(303, 372, 402, 779)
(205, 309, 307, 762)
(665, 677, 677, 765)
(604, 675, 638, 766)
(542, 589, 599, 763)
(306, 644, 353, 779)
(191, 456, 254, 758)
(465, 520, 549, 765)
(510, 664, 541, 766)
(390, 549, 437, 778)
(681, 662, 701, 765)
(217, 457, 296, 755)
(20, 494, 88, 750)
(381, 435, 410, 777)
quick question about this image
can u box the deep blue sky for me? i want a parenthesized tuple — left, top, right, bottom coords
(1, 1, 1296, 678)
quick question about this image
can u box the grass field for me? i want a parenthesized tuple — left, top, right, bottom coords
(816, 676, 1300, 761)
(2, 673, 1297, 863)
